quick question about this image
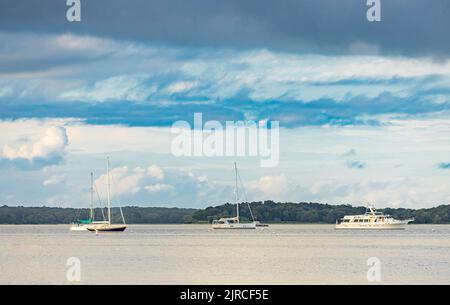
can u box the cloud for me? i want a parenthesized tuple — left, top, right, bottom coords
(1, 117, 450, 208)
(346, 161, 366, 169)
(246, 175, 288, 197)
(0, 32, 121, 73)
(243, 176, 450, 209)
(340, 149, 366, 169)
(2, 32, 450, 103)
(0, 32, 450, 128)
(2, 92, 450, 128)
(144, 183, 175, 193)
(438, 163, 450, 169)
(0, 126, 68, 169)
(0, 86, 13, 97)
(166, 81, 198, 94)
(60, 75, 157, 103)
(0, 0, 449, 58)
(341, 149, 357, 158)
(147, 164, 165, 180)
(92, 164, 226, 207)
(43, 175, 66, 187)
(1, 34, 450, 131)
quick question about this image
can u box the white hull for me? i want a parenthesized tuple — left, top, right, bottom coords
(335, 222, 409, 230)
(70, 225, 90, 231)
(212, 222, 257, 230)
(335, 220, 411, 230)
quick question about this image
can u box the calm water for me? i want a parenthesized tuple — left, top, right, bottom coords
(0, 224, 449, 284)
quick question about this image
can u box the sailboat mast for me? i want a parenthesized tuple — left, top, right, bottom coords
(234, 162, 239, 223)
(90, 172, 94, 220)
(107, 157, 111, 225)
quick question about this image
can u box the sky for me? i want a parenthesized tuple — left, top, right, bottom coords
(0, 0, 450, 209)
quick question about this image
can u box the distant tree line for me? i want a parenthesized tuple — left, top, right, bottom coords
(191, 201, 450, 224)
(0, 206, 195, 225)
(0, 201, 449, 224)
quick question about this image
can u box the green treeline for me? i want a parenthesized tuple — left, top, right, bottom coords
(0, 201, 449, 224)
(191, 201, 450, 224)
(0, 206, 195, 225)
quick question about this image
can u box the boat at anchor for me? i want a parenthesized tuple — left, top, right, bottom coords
(335, 206, 414, 230)
(212, 162, 257, 230)
(87, 157, 127, 232)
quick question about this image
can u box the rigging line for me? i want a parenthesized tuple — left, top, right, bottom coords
(110, 172, 126, 225)
(237, 169, 256, 222)
(93, 181, 107, 221)
(73, 206, 82, 222)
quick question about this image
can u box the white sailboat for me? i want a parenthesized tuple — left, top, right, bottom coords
(212, 162, 257, 230)
(70, 172, 109, 231)
(87, 157, 127, 233)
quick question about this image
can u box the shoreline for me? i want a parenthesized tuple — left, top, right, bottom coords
(1, 223, 450, 226)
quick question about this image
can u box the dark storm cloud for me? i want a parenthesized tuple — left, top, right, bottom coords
(0, 0, 449, 57)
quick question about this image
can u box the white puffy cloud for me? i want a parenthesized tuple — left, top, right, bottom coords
(94, 165, 166, 196)
(147, 164, 165, 180)
(246, 174, 288, 197)
(43, 175, 66, 187)
(1, 126, 68, 169)
(92, 164, 223, 207)
(145, 183, 175, 193)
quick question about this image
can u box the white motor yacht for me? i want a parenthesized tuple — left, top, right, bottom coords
(335, 206, 414, 230)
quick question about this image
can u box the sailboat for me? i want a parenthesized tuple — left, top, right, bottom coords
(87, 157, 127, 233)
(70, 172, 109, 231)
(212, 162, 257, 229)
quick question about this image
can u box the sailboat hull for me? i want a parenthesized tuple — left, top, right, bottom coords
(212, 223, 257, 230)
(87, 224, 127, 232)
